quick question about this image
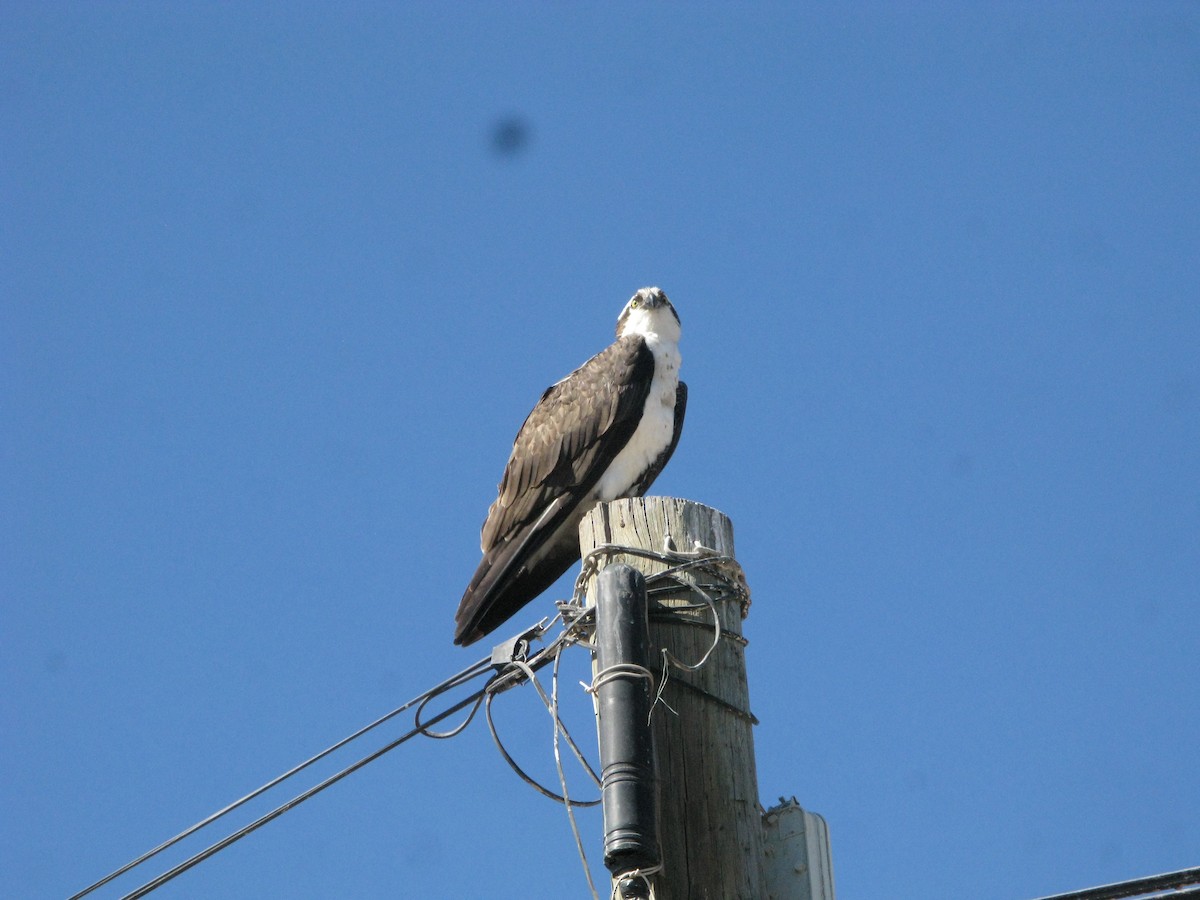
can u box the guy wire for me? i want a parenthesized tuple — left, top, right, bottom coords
(70, 653, 498, 899)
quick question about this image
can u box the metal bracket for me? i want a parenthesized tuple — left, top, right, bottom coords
(489, 620, 547, 671)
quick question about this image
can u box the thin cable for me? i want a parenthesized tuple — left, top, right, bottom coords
(487, 641, 604, 898)
(657, 575, 721, 672)
(551, 642, 601, 900)
(119, 675, 499, 900)
(574, 542, 742, 724)
(610, 865, 663, 900)
(68, 653, 491, 900)
(511, 658, 601, 790)
(484, 686, 601, 805)
(489, 631, 605, 899)
(1032, 865, 1200, 900)
(416, 690, 487, 739)
(119, 645, 558, 899)
(414, 664, 493, 739)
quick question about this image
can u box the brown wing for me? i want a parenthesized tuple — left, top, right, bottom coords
(454, 335, 656, 645)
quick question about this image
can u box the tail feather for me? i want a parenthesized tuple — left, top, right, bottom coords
(454, 495, 576, 645)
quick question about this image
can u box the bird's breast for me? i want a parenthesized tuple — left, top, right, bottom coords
(594, 339, 680, 501)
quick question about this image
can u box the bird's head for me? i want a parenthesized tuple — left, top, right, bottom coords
(615, 287, 681, 342)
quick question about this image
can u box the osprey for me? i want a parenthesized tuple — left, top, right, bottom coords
(454, 287, 686, 646)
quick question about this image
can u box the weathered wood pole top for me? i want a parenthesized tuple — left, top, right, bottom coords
(581, 496, 763, 900)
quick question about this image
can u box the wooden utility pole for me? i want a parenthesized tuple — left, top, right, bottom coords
(581, 497, 765, 900)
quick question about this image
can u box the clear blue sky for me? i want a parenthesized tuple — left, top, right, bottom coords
(3, 4, 1197, 898)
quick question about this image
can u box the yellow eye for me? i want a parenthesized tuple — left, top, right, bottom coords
(630, 298, 640, 309)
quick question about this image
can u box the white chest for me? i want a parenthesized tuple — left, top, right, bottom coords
(595, 338, 680, 500)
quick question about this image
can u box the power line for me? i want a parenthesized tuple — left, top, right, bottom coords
(121, 671, 492, 899)
(70, 620, 562, 899)
(1032, 866, 1200, 900)
(69, 654, 492, 900)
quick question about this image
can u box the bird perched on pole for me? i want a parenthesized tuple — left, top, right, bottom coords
(454, 287, 687, 646)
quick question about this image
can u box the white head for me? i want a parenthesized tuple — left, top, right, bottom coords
(615, 287, 681, 343)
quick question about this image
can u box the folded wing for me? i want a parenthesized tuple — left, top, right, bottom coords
(454, 336, 657, 646)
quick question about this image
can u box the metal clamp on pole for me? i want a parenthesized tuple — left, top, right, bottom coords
(594, 563, 660, 898)
(489, 620, 548, 671)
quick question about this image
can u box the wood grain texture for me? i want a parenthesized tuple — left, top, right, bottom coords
(581, 497, 765, 900)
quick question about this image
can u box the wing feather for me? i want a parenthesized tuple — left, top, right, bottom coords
(480, 336, 653, 552)
(456, 336, 656, 645)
